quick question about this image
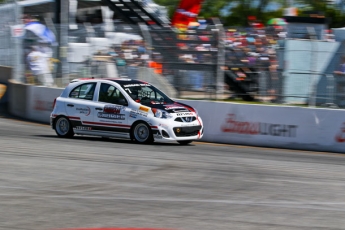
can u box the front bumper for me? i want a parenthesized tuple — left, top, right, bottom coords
(151, 117, 204, 142)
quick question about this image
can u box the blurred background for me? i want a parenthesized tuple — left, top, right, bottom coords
(2, 0, 345, 106)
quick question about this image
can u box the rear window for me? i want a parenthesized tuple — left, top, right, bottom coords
(69, 83, 96, 100)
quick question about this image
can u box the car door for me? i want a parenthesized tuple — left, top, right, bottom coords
(65, 82, 98, 129)
(92, 82, 131, 138)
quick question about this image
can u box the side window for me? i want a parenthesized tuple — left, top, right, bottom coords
(69, 83, 96, 100)
(98, 83, 128, 105)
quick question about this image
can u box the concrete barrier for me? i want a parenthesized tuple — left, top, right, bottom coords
(9, 80, 63, 123)
(0, 66, 12, 84)
(0, 66, 12, 104)
(7, 81, 345, 153)
(178, 99, 345, 153)
(8, 80, 29, 117)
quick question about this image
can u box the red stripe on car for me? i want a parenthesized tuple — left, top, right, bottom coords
(68, 116, 81, 120)
(82, 121, 131, 128)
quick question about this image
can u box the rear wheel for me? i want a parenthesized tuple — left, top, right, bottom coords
(132, 122, 153, 144)
(178, 140, 193, 145)
(55, 116, 74, 138)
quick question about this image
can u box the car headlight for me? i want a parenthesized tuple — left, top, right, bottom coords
(152, 108, 172, 119)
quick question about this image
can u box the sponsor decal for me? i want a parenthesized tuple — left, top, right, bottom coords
(139, 105, 150, 113)
(98, 113, 125, 120)
(75, 126, 92, 131)
(104, 105, 122, 114)
(34, 97, 53, 111)
(129, 111, 137, 118)
(99, 119, 123, 124)
(180, 123, 197, 127)
(221, 114, 298, 137)
(123, 83, 150, 87)
(335, 122, 345, 143)
(98, 105, 125, 120)
(164, 105, 186, 110)
(76, 107, 91, 116)
(176, 112, 194, 116)
(131, 109, 148, 117)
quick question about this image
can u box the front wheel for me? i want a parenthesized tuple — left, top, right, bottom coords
(55, 116, 74, 138)
(178, 140, 193, 145)
(132, 122, 153, 144)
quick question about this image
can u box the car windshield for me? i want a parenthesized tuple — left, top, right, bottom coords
(119, 83, 174, 105)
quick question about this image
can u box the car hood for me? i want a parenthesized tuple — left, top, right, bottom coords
(143, 102, 195, 114)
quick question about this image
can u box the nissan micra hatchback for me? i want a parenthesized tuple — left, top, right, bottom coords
(51, 78, 204, 144)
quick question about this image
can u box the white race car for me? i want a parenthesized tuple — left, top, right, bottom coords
(51, 78, 204, 144)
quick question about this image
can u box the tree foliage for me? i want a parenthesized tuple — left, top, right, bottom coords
(154, 0, 345, 28)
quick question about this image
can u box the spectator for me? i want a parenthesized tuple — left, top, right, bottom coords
(27, 46, 54, 86)
(334, 56, 345, 75)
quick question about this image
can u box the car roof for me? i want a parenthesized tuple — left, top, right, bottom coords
(70, 78, 149, 85)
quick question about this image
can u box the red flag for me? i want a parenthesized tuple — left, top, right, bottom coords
(171, 0, 203, 30)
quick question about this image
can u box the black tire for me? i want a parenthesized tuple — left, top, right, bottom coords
(54, 116, 74, 138)
(178, 140, 193, 145)
(132, 122, 153, 144)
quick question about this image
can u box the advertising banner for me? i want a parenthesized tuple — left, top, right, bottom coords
(178, 100, 345, 153)
(171, 0, 203, 30)
(11, 24, 25, 38)
(27, 86, 63, 123)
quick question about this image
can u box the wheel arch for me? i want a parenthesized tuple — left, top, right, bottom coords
(130, 120, 153, 143)
(52, 115, 67, 130)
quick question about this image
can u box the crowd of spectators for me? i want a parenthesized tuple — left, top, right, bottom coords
(224, 28, 283, 69)
(166, 25, 285, 69)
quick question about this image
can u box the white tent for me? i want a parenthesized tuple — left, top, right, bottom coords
(105, 32, 143, 45)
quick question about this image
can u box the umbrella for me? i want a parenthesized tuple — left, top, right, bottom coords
(252, 22, 264, 29)
(267, 18, 287, 26)
(246, 37, 255, 43)
(188, 21, 200, 28)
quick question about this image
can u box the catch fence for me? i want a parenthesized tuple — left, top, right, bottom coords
(0, 3, 342, 108)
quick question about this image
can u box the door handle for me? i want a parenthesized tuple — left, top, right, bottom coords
(95, 108, 103, 111)
(67, 104, 74, 107)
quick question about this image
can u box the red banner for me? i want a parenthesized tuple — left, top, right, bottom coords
(171, 0, 203, 30)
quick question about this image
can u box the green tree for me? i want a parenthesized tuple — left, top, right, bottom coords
(153, 0, 180, 18)
(153, 0, 345, 27)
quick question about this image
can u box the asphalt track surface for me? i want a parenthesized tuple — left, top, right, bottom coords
(0, 114, 345, 230)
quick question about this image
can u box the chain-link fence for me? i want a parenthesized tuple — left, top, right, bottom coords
(0, 0, 344, 108)
(0, 0, 18, 67)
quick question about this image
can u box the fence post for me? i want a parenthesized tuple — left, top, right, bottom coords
(138, 23, 152, 64)
(327, 74, 335, 105)
(13, 0, 23, 82)
(214, 21, 225, 100)
(307, 27, 318, 107)
(60, 0, 69, 86)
